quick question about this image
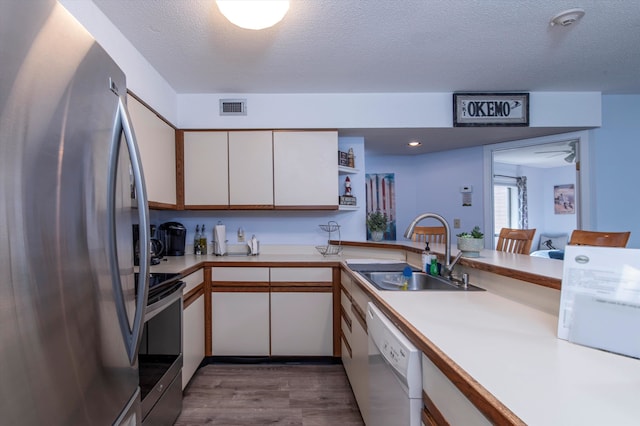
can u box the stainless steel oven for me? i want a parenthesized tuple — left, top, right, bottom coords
(137, 272, 185, 425)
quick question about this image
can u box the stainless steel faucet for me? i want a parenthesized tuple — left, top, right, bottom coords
(404, 212, 460, 279)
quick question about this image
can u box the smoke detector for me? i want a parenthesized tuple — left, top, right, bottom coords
(550, 8, 585, 27)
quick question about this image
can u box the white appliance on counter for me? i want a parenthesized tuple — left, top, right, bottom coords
(367, 303, 422, 426)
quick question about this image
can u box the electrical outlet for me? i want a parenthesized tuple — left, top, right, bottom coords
(453, 218, 461, 229)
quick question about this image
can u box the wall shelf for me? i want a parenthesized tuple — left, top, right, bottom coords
(339, 205, 359, 211)
(339, 165, 359, 174)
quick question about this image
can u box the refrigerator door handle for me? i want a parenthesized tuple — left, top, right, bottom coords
(108, 95, 150, 365)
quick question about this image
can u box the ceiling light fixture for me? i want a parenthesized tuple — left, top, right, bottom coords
(408, 141, 422, 147)
(216, 0, 290, 30)
(549, 8, 585, 27)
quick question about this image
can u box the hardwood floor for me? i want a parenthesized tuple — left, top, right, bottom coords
(175, 363, 365, 426)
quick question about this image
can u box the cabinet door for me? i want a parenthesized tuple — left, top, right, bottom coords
(211, 292, 270, 356)
(182, 294, 204, 390)
(211, 267, 270, 356)
(183, 131, 229, 208)
(127, 94, 176, 207)
(271, 292, 333, 356)
(228, 131, 273, 208)
(270, 267, 333, 356)
(273, 131, 338, 208)
(341, 272, 371, 424)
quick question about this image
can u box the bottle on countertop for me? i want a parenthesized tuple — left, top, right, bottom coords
(194, 224, 202, 255)
(200, 224, 207, 255)
(237, 227, 245, 243)
(430, 256, 439, 276)
(421, 242, 432, 273)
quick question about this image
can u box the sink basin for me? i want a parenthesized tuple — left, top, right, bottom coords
(358, 271, 484, 292)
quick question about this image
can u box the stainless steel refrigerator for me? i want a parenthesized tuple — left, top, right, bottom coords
(0, 1, 151, 424)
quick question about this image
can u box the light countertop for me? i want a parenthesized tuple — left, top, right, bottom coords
(357, 274, 640, 425)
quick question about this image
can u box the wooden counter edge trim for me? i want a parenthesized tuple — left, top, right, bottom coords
(342, 267, 526, 426)
(174, 263, 203, 279)
(335, 240, 561, 290)
(183, 284, 204, 308)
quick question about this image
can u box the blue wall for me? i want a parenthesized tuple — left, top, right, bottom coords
(592, 95, 640, 248)
(365, 146, 484, 241)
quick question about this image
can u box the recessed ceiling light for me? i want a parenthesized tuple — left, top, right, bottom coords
(549, 8, 585, 27)
(408, 141, 422, 147)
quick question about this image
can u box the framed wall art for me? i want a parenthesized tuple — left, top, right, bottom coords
(554, 184, 575, 214)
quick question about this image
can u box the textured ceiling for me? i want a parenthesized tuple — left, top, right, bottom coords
(91, 0, 640, 160)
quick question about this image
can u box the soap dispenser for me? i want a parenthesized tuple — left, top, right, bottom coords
(421, 242, 432, 273)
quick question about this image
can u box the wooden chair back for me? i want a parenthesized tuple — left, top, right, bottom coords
(568, 230, 630, 248)
(412, 226, 447, 245)
(496, 228, 536, 254)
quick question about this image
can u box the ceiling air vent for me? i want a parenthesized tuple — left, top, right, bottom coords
(219, 99, 247, 116)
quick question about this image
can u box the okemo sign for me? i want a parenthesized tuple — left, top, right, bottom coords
(453, 93, 529, 127)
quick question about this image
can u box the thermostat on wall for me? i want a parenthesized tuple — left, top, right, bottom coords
(460, 185, 473, 193)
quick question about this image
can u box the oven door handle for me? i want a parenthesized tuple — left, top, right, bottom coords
(108, 94, 149, 365)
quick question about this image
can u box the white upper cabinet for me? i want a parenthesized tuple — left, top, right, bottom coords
(273, 131, 339, 208)
(127, 94, 176, 207)
(228, 131, 274, 208)
(183, 131, 229, 208)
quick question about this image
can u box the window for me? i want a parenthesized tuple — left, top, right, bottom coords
(493, 184, 518, 245)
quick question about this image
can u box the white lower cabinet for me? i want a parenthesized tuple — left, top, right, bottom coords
(210, 266, 334, 357)
(181, 268, 205, 390)
(340, 271, 370, 425)
(270, 267, 334, 356)
(182, 295, 204, 390)
(271, 292, 333, 356)
(211, 291, 270, 356)
(211, 267, 271, 356)
(421, 353, 490, 426)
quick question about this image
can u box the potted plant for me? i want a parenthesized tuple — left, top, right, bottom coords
(456, 226, 484, 257)
(367, 210, 388, 242)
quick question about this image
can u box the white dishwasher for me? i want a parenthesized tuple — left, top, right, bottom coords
(367, 302, 422, 426)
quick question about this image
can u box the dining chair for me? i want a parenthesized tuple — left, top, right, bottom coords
(496, 228, 537, 254)
(568, 230, 630, 247)
(411, 226, 447, 245)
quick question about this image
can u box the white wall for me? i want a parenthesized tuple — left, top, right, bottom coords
(177, 92, 601, 130)
(60, 0, 177, 123)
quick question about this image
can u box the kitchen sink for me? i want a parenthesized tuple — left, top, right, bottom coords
(358, 270, 485, 292)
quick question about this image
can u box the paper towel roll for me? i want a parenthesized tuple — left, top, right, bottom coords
(214, 224, 227, 255)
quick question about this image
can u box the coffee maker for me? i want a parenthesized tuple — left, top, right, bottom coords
(158, 222, 187, 256)
(133, 224, 164, 265)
